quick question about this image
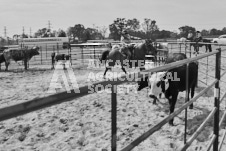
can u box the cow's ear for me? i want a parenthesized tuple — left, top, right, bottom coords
(160, 72, 167, 81)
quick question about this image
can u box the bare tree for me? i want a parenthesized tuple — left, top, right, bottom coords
(142, 18, 158, 38)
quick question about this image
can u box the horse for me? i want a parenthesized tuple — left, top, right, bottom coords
(190, 38, 212, 54)
(99, 39, 157, 78)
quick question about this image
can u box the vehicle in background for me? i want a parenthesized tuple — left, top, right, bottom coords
(212, 35, 226, 44)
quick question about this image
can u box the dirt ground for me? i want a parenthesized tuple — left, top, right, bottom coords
(0, 47, 226, 151)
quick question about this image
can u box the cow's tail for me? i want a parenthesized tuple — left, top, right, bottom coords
(100, 50, 110, 64)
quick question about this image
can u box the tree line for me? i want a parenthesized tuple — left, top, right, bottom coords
(2, 17, 226, 46)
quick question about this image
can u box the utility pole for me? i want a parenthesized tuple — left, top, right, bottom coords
(29, 27, 32, 37)
(22, 26, 25, 36)
(47, 20, 52, 37)
(3, 26, 9, 45)
(4, 26, 7, 38)
(47, 20, 52, 31)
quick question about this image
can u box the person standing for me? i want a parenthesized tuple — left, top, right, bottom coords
(187, 30, 194, 41)
(193, 31, 203, 54)
(194, 31, 203, 42)
(120, 30, 132, 60)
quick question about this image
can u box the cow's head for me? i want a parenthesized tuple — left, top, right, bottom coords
(148, 72, 169, 100)
(31, 46, 40, 55)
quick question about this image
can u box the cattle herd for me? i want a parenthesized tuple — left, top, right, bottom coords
(0, 44, 200, 126)
(0, 47, 71, 71)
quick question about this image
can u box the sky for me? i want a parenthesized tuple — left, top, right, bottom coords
(1, 0, 226, 37)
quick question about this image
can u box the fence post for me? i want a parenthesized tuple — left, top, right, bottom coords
(196, 61, 199, 87)
(184, 63, 190, 145)
(57, 43, 59, 53)
(189, 43, 191, 58)
(81, 46, 84, 65)
(46, 44, 47, 60)
(53, 45, 55, 53)
(93, 46, 96, 59)
(179, 43, 181, 53)
(69, 44, 72, 66)
(40, 46, 42, 65)
(213, 48, 221, 151)
(111, 85, 117, 151)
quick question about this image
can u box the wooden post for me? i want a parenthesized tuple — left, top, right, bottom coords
(213, 48, 221, 151)
(111, 85, 117, 151)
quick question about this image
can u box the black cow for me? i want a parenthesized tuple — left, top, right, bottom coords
(138, 53, 198, 125)
(3, 46, 40, 71)
(0, 53, 6, 70)
(191, 38, 212, 54)
(51, 52, 70, 69)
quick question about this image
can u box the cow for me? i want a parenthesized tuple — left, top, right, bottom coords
(0, 53, 6, 70)
(3, 46, 40, 71)
(51, 52, 70, 70)
(138, 53, 198, 125)
(137, 53, 187, 91)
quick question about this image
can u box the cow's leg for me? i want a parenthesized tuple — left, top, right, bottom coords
(121, 66, 127, 74)
(63, 63, 66, 70)
(189, 86, 196, 109)
(208, 44, 212, 52)
(51, 60, 55, 69)
(186, 88, 193, 109)
(168, 92, 178, 126)
(5, 62, 9, 71)
(103, 67, 110, 78)
(24, 59, 28, 70)
(205, 45, 208, 53)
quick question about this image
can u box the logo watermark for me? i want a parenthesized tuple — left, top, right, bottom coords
(47, 61, 80, 94)
(47, 59, 182, 94)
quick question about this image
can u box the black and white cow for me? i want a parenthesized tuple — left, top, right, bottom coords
(138, 53, 198, 125)
(137, 53, 187, 91)
(51, 52, 70, 69)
